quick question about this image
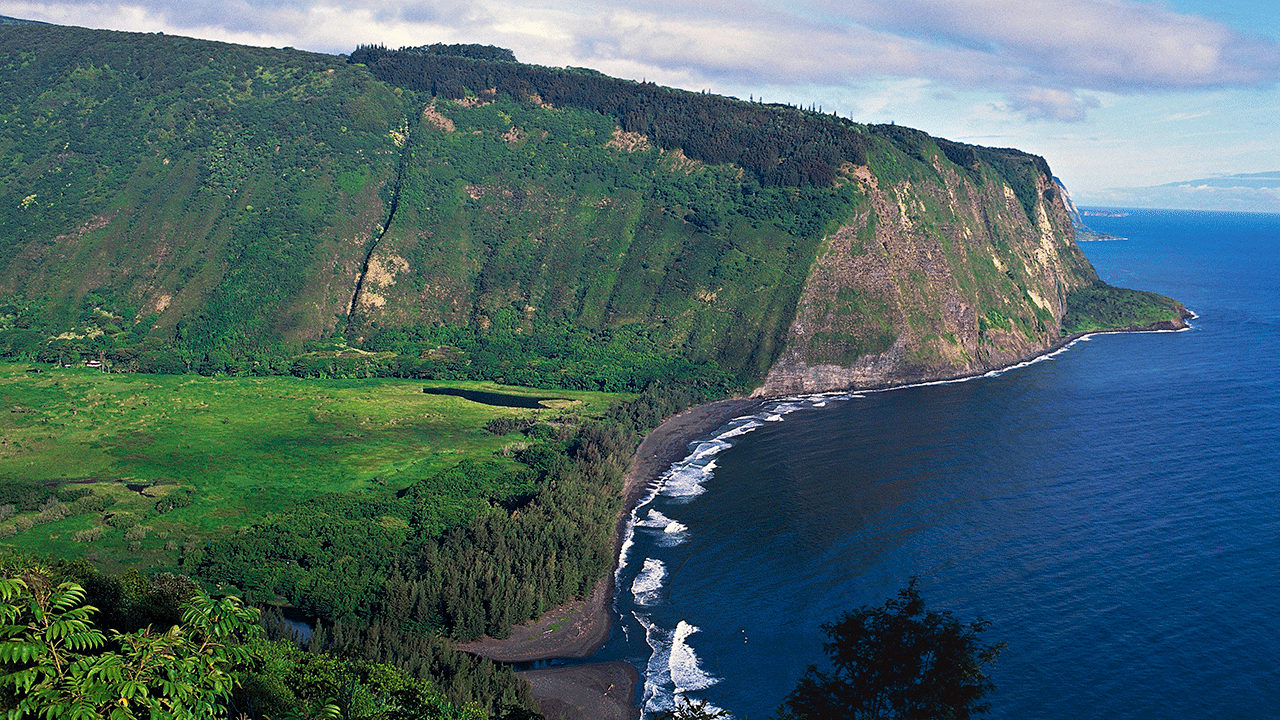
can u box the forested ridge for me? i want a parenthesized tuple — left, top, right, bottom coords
(0, 24, 1090, 392)
(349, 44, 873, 189)
(349, 43, 1052, 207)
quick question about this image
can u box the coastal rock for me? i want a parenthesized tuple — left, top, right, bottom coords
(757, 162, 1098, 395)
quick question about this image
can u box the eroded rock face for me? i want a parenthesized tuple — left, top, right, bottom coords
(756, 164, 1098, 396)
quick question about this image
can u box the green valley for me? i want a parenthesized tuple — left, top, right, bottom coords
(0, 364, 620, 572)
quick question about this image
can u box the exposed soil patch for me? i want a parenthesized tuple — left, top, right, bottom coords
(518, 661, 639, 720)
(605, 128, 649, 153)
(421, 102, 455, 131)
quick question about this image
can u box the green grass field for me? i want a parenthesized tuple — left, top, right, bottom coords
(0, 363, 624, 572)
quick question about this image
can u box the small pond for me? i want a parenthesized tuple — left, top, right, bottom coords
(421, 387, 561, 408)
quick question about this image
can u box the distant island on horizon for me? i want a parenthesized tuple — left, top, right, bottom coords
(1076, 170, 1280, 213)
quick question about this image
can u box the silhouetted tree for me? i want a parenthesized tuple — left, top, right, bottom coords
(780, 579, 1005, 720)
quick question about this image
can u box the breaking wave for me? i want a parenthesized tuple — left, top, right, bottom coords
(631, 558, 667, 607)
(617, 395, 858, 717)
(637, 614, 725, 716)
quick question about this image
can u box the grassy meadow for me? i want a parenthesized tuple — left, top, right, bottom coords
(0, 363, 624, 572)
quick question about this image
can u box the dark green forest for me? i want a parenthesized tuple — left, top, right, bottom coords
(2, 378, 713, 717)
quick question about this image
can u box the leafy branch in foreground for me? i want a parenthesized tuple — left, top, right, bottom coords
(0, 569, 261, 719)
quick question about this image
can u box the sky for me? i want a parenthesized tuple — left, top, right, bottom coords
(3, 0, 1279, 209)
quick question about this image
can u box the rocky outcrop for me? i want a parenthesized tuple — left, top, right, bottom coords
(757, 157, 1099, 395)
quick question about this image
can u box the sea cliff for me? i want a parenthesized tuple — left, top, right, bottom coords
(0, 27, 1184, 391)
(759, 153, 1101, 395)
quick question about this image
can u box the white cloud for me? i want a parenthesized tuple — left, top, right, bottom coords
(1004, 86, 1102, 122)
(1077, 174, 1280, 211)
(829, 0, 1280, 88)
(1161, 110, 1211, 122)
(3, 0, 1277, 124)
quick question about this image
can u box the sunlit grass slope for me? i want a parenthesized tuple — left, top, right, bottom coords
(0, 363, 622, 572)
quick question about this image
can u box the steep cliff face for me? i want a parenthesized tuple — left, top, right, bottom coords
(0, 25, 407, 353)
(337, 94, 837, 383)
(758, 149, 1099, 395)
(342, 92, 1111, 394)
(0, 26, 1182, 388)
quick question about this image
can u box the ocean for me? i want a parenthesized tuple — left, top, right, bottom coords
(597, 208, 1280, 718)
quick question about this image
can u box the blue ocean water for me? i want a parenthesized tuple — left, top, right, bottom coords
(599, 209, 1280, 718)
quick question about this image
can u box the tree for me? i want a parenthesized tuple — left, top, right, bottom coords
(0, 569, 262, 719)
(657, 699, 730, 719)
(780, 579, 1005, 720)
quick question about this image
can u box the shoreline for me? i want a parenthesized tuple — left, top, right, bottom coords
(460, 397, 764, 719)
(463, 314, 1191, 719)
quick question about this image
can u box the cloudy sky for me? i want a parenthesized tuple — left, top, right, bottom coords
(4, 0, 1278, 207)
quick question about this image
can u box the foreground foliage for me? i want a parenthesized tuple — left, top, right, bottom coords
(0, 568, 260, 719)
(0, 560, 512, 719)
(780, 579, 1005, 720)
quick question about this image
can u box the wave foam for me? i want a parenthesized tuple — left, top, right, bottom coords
(636, 613, 722, 716)
(634, 508, 688, 547)
(636, 508, 672, 529)
(631, 558, 667, 606)
(671, 621, 719, 693)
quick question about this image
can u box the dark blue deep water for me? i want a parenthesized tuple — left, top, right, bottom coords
(599, 209, 1280, 718)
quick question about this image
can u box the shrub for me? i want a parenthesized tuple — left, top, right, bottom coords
(73, 526, 105, 543)
(74, 494, 116, 513)
(104, 512, 136, 529)
(155, 489, 194, 514)
(37, 498, 69, 523)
